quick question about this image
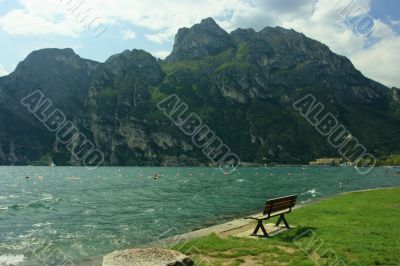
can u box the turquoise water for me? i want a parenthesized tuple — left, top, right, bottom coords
(0, 166, 399, 265)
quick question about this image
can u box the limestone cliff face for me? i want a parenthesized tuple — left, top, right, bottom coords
(391, 87, 400, 103)
(0, 18, 399, 166)
(389, 87, 400, 119)
(76, 49, 202, 166)
(165, 18, 235, 63)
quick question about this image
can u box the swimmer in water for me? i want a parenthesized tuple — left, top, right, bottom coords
(339, 181, 343, 190)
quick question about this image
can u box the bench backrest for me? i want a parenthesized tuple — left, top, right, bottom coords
(262, 194, 298, 216)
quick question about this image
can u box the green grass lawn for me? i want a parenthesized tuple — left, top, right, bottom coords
(171, 188, 400, 266)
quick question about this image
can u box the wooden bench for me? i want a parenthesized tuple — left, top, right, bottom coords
(246, 194, 298, 237)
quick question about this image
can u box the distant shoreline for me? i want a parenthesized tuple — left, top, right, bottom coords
(1, 164, 399, 168)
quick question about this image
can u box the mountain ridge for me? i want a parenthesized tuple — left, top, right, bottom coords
(0, 18, 399, 166)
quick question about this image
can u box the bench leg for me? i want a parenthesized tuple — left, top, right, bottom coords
(252, 220, 269, 237)
(275, 214, 290, 229)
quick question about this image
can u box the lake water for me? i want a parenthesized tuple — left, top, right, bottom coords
(0, 166, 399, 265)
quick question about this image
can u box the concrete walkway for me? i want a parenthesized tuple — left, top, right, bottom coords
(146, 214, 294, 248)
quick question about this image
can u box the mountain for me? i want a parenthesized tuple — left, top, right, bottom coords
(1, 18, 399, 166)
(0, 48, 98, 164)
(165, 18, 235, 63)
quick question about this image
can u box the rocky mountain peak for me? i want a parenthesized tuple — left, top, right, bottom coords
(165, 17, 235, 63)
(30, 48, 77, 58)
(12, 48, 96, 77)
(19, 48, 78, 63)
(2, 48, 99, 120)
(199, 17, 219, 27)
(100, 49, 164, 85)
(106, 49, 157, 66)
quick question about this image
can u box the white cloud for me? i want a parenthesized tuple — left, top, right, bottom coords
(352, 35, 400, 88)
(0, 9, 79, 36)
(151, 50, 171, 59)
(0, 0, 398, 87)
(146, 32, 173, 44)
(121, 30, 136, 40)
(0, 0, 108, 37)
(0, 64, 9, 77)
(145, 34, 165, 44)
(0, 0, 248, 38)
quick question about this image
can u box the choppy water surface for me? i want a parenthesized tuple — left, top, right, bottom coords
(0, 166, 399, 265)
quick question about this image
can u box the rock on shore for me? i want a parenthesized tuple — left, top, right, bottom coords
(102, 248, 193, 266)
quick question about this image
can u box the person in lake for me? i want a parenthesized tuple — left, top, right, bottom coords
(339, 181, 343, 190)
(153, 173, 160, 180)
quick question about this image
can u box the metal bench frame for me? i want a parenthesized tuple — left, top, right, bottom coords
(247, 194, 298, 237)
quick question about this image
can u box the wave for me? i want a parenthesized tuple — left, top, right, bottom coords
(32, 222, 52, 228)
(144, 208, 155, 213)
(0, 254, 25, 266)
(0, 195, 19, 200)
(300, 189, 322, 198)
(66, 176, 80, 180)
(7, 196, 61, 211)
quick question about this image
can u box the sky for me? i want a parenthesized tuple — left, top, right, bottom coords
(0, 0, 399, 87)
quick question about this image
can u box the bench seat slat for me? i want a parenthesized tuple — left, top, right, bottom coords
(263, 196, 297, 215)
(248, 209, 290, 220)
(268, 202, 296, 214)
(266, 199, 296, 209)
